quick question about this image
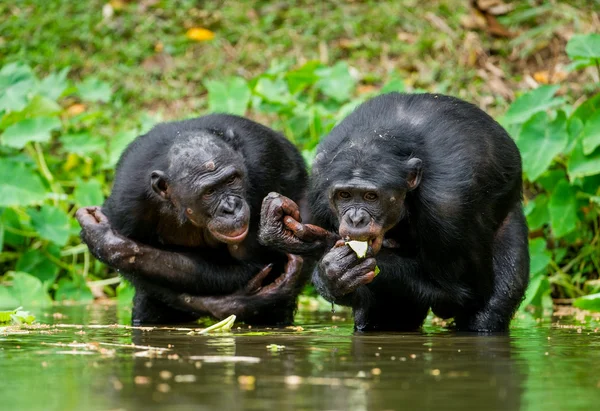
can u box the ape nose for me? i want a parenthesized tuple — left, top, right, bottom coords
(220, 197, 239, 215)
(346, 209, 370, 228)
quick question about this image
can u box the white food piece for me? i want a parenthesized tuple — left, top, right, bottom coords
(346, 240, 368, 258)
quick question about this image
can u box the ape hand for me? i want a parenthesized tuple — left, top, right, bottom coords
(177, 254, 305, 321)
(317, 240, 377, 301)
(258, 192, 336, 255)
(75, 206, 137, 266)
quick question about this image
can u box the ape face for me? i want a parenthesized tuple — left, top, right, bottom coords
(150, 133, 251, 245)
(328, 157, 422, 253)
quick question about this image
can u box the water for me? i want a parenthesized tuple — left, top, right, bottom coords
(1, 304, 599, 411)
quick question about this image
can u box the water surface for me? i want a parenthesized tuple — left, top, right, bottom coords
(1, 304, 599, 411)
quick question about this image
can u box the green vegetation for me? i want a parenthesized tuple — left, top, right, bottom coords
(0, 1, 599, 314)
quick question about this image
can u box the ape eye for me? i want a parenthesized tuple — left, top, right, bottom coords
(227, 175, 238, 185)
(364, 192, 378, 201)
(338, 191, 351, 199)
(186, 208, 193, 215)
(204, 188, 215, 197)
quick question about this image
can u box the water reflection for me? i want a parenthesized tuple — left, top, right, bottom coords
(1, 305, 599, 411)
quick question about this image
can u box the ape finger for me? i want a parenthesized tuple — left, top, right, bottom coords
(262, 192, 301, 222)
(245, 263, 274, 292)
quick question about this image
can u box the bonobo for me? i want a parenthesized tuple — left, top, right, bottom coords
(76, 114, 310, 325)
(259, 92, 530, 332)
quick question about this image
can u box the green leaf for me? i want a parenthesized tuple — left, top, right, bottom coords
(524, 194, 549, 231)
(0, 95, 62, 130)
(519, 272, 550, 311)
(567, 141, 600, 179)
(517, 111, 568, 181)
(73, 179, 104, 207)
(566, 34, 600, 60)
(548, 180, 579, 238)
(116, 278, 135, 306)
(529, 238, 552, 277)
(1, 116, 61, 148)
(59, 132, 106, 156)
(254, 77, 292, 105)
(28, 205, 71, 246)
(285, 61, 321, 94)
(76, 77, 112, 103)
(573, 293, 600, 312)
(55, 278, 94, 303)
(0, 161, 46, 207)
(315, 62, 356, 103)
(380, 74, 406, 93)
(36, 67, 69, 100)
(537, 169, 567, 192)
(204, 77, 251, 116)
(104, 129, 138, 169)
(0, 287, 21, 310)
(503, 85, 562, 124)
(15, 248, 60, 291)
(581, 110, 600, 155)
(6, 271, 52, 308)
(0, 63, 36, 113)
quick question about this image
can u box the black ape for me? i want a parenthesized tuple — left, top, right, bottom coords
(259, 92, 530, 332)
(76, 114, 309, 325)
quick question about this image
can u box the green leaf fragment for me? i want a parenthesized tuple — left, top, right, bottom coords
(374, 265, 380, 277)
(0, 306, 36, 325)
(573, 293, 600, 312)
(197, 314, 236, 334)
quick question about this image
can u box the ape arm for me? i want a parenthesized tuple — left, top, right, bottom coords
(76, 207, 265, 295)
(313, 245, 434, 331)
(258, 192, 339, 256)
(132, 254, 305, 324)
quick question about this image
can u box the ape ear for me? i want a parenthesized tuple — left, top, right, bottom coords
(406, 158, 422, 191)
(151, 170, 169, 200)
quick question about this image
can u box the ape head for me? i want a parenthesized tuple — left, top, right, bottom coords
(150, 131, 250, 245)
(313, 138, 422, 254)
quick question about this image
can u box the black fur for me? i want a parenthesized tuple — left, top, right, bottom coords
(308, 92, 530, 332)
(94, 114, 309, 324)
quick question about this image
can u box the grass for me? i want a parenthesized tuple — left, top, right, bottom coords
(2, 0, 597, 122)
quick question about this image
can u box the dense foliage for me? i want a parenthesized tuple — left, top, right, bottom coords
(0, 33, 599, 313)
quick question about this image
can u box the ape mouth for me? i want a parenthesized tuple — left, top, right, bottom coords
(209, 224, 249, 244)
(339, 225, 385, 254)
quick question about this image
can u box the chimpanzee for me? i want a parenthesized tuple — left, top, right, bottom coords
(76, 114, 310, 325)
(259, 92, 530, 332)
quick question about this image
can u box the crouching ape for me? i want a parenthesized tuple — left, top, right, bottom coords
(259, 92, 530, 332)
(77, 114, 311, 325)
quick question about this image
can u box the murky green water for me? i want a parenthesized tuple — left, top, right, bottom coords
(1, 304, 599, 411)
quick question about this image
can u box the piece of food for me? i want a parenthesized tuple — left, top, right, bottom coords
(346, 240, 369, 258)
(0, 307, 35, 325)
(374, 266, 381, 277)
(197, 314, 236, 334)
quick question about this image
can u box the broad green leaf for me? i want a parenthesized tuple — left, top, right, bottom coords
(254, 77, 292, 105)
(548, 180, 579, 238)
(0, 95, 62, 129)
(537, 169, 567, 192)
(316, 61, 356, 103)
(77, 77, 112, 102)
(572, 293, 600, 312)
(0, 287, 20, 310)
(1, 208, 27, 247)
(59, 132, 106, 155)
(517, 111, 568, 181)
(566, 34, 600, 60)
(381, 74, 406, 93)
(28, 205, 71, 246)
(1, 116, 61, 148)
(0, 220, 3, 252)
(116, 278, 135, 306)
(15, 248, 60, 291)
(581, 110, 600, 155)
(0, 161, 46, 207)
(591, 196, 600, 206)
(55, 278, 94, 303)
(566, 115, 584, 153)
(567, 141, 600, 179)
(519, 272, 550, 311)
(73, 179, 104, 207)
(36, 67, 69, 100)
(285, 61, 321, 94)
(503, 85, 562, 124)
(524, 194, 549, 230)
(204, 77, 251, 116)
(104, 129, 138, 169)
(529, 238, 552, 277)
(6, 271, 52, 308)
(0, 63, 36, 113)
